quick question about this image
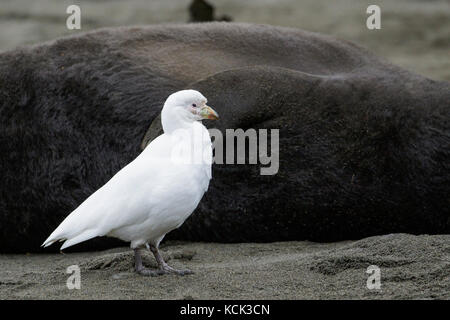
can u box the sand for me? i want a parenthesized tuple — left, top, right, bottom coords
(1, 234, 448, 299)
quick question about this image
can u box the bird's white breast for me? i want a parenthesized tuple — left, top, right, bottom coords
(106, 121, 213, 245)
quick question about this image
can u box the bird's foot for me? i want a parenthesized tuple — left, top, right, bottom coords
(135, 267, 163, 277)
(158, 264, 194, 276)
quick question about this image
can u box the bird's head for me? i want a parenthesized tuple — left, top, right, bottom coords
(163, 89, 219, 122)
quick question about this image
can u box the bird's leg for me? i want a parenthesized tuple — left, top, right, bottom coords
(134, 248, 160, 276)
(149, 244, 194, 276)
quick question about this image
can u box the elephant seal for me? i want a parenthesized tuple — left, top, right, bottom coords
(0, 23, 448, 252)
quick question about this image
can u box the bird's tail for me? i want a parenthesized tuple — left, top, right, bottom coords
(42, 228, 99, 250)
(41, 229, 65, 248)
(41, 238, 60, 248)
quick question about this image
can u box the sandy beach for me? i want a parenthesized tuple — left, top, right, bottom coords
(1, 234, 448, 299)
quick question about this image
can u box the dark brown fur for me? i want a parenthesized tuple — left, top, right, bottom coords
(0, 23, 448, 252)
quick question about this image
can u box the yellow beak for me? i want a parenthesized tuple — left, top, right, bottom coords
(200, 105, 219, 120)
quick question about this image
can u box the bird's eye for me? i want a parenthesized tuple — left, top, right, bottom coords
(192, 103, 197, 108)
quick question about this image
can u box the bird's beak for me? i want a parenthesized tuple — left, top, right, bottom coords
(200, 105, 219, 120)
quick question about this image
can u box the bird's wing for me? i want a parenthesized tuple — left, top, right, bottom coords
(42, 133, 173, 249)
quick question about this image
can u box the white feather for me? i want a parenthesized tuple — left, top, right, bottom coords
(42, 90, 214, 250)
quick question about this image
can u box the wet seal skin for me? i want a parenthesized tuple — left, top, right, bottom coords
(0, 23, 448, 252)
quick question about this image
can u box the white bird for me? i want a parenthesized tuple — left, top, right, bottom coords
(42, 90, 219, 276)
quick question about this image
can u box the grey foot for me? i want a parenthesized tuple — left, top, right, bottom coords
(134, 248, 193, 276)
(134, 248, 164, 277)
(159, 264, 194, 276)
(149, 244, 194, 276)
(135, 267, 162, 277)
